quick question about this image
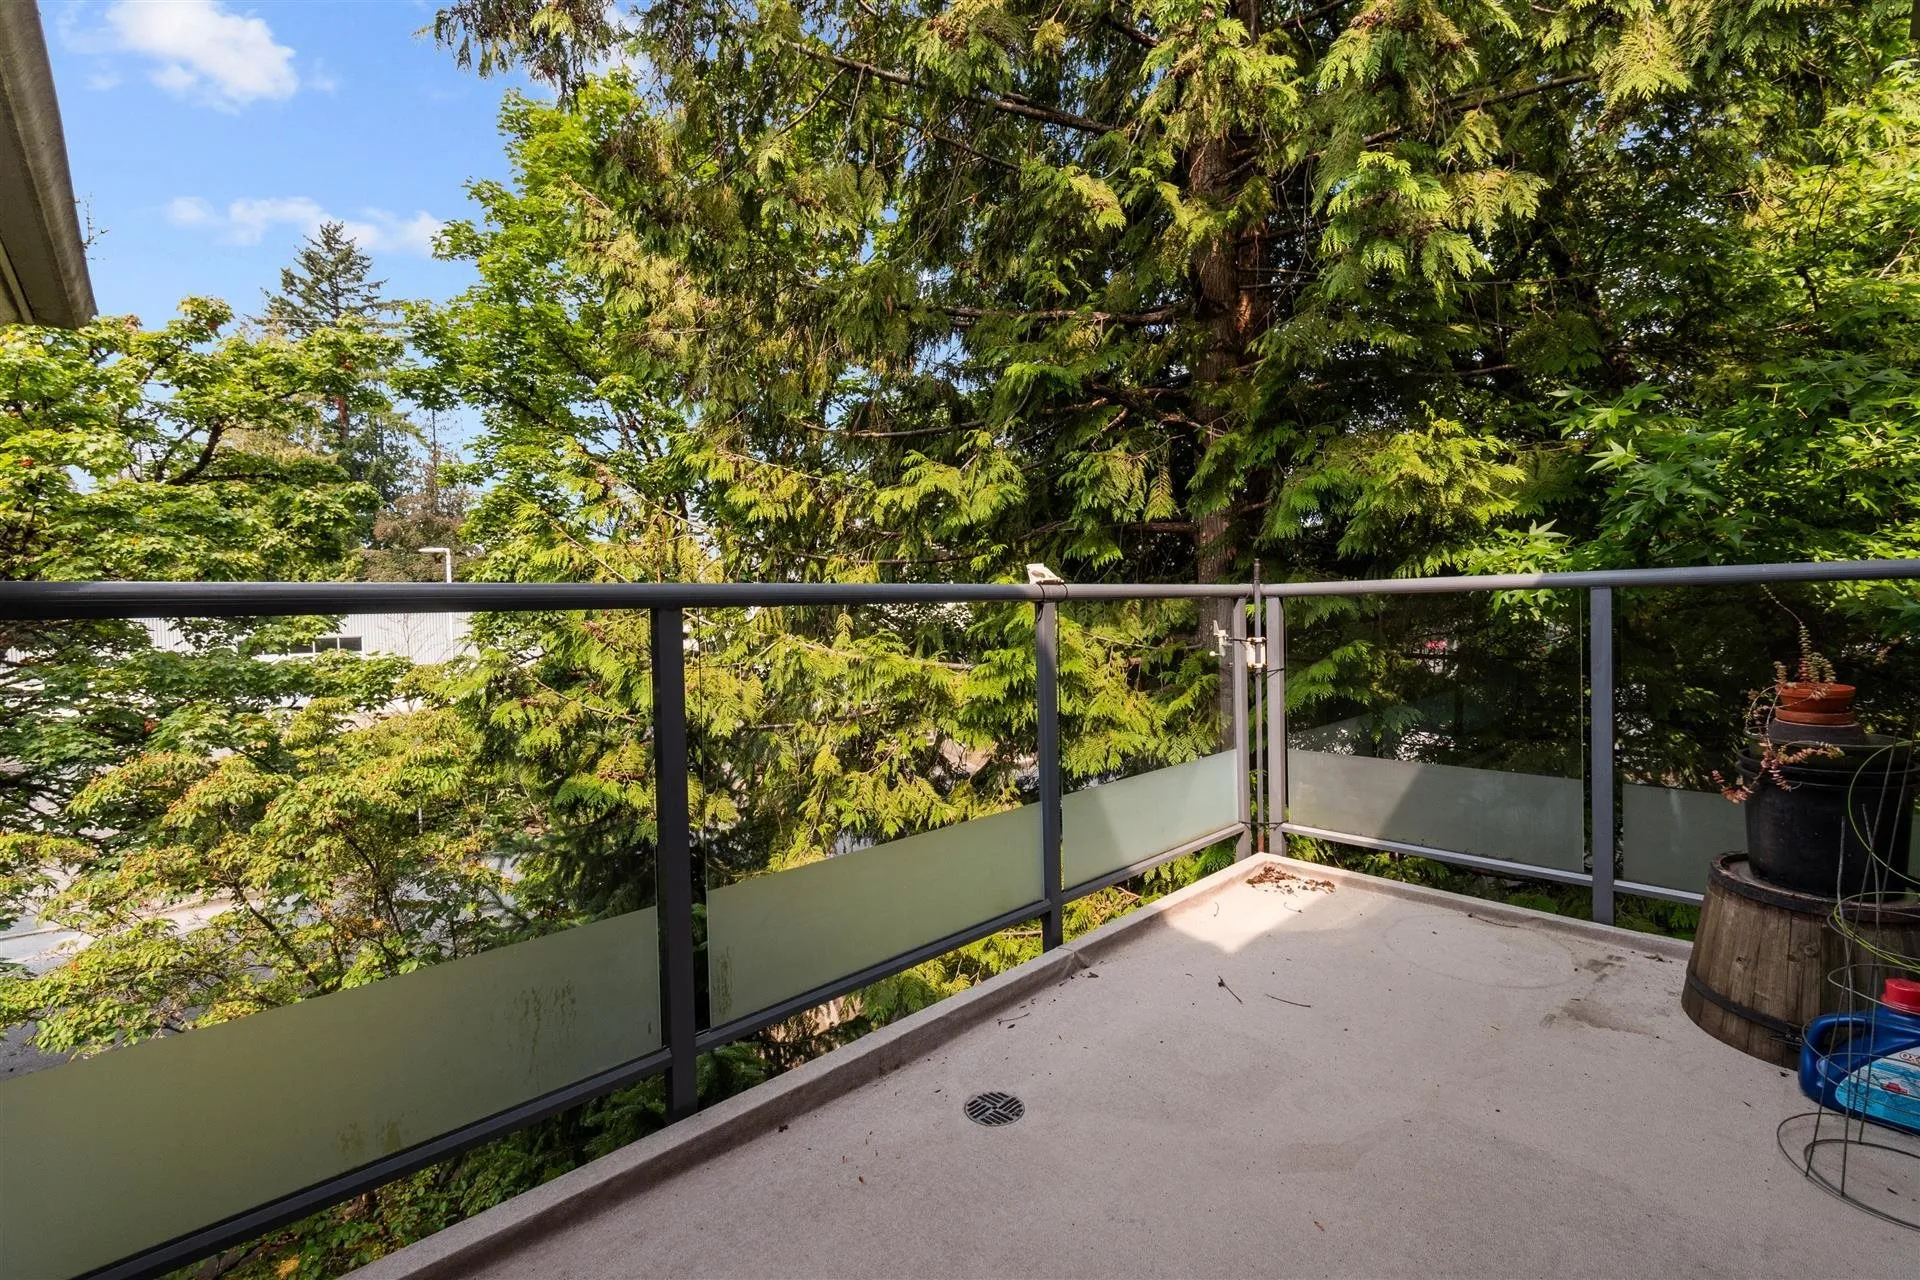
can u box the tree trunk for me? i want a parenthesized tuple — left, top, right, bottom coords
(1188, 8, 1267, 743)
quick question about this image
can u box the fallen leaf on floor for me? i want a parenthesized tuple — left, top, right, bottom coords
(1249, 865, 1334, 894)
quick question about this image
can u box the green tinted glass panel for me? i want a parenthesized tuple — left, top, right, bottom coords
(1, 909, 659, 1280)
(1061, 752, 1241, 890)
(1287, 749, 1584, 872)
(1618, 783, 1920, 895)
(707, 806, 1042, 1026)
(1621, 784, 1747, 894)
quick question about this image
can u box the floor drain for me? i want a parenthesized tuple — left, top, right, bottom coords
(965, 1091, 1024, 1126)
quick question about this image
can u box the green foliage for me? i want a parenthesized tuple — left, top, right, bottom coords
(11, 4, 1920, 1272)
(1, 300, 377, 584)
(0, 303, 387, 846)
(416, 0, 1920, 790)
(260, 221, 396, 339)
(0, 694, 526, 1053)
(410, 109, 1230, 898)
(260, 220, 418, 507)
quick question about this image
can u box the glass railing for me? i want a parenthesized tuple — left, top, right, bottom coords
(1279, 588, 1587, 882)
(1264, 561, 1920, 920)
(1610, 582, 1920, 898)
(4, 907, 666, 1280)
(1059, 596, 1246, 897)
(7, 560, 1919, 1277)
(0, 579, 1252, 1280)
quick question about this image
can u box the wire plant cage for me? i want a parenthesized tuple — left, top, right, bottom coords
(1777, 746, 1920, 1231)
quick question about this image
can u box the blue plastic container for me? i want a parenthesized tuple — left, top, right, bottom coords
(1800, 978, 1920, 1136)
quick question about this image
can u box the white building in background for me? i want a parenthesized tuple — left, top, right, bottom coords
(282, 612, 473, 665)
(137, 613, 473, 666)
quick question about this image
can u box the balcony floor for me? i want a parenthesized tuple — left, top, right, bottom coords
(359, 856, 1913, 1279)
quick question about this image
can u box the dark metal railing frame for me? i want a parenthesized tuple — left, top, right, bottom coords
(1256, 557, 1920, 923)
(4, 577, 1256, 1280)
(9, 554, 1920, 1279)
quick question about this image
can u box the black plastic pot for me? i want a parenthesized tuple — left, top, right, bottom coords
(1737, 741, 1919, 897)
(1764, 713, 1869, 747)
(1751, 735, 1917, 778)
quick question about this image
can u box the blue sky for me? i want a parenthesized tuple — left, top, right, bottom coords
(40, 0, 535, 327)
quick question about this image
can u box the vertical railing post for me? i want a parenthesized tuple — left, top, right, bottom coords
(1232, 598, 1251, 859)
(1036, 597, 1064, 950)
(1588, 588, 1616, 927)
(1266, 594, 1286, 858)
(1253, 587, 1266, 851)
(651, 606, 698, 1118)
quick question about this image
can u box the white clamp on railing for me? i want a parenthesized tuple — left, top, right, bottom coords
(1213, 621, 1265, 670)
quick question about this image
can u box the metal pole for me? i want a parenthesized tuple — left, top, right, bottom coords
(1253, 586, 1266, 851)
(1232, 599, 1251, 859)
(18, 557, 1920, 622)
(1266, 594, 1286, 857)
(417, 546, 453, 583)
(1588, 588, 1616, 927)
(651, 607, 699, 1118)
(1036, 599, 1064, 950)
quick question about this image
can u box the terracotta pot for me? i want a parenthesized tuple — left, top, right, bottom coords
(1774, 709, 1857, 725)
(1776, 682, 1856, 722)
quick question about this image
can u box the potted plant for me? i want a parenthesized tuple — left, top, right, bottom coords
(1768, 629, 1859, 743)
(1719, 624, 1918, 898)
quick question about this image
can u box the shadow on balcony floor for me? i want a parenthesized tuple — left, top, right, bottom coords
(356, 855, 1911, 1279)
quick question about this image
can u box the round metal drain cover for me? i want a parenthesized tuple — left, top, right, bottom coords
(964, 1091, 1024, 1126)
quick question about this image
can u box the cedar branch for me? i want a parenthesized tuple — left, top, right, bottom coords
(797, 44, 1118, 135)
(944, 303, 1184, 325)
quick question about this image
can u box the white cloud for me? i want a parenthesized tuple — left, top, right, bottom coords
(389, 212, 447, 257)
(167, 196, 446, 256)
(223, 196, 328, 245)
(105, 0, 299, 109)
(164, 196, 215, 226)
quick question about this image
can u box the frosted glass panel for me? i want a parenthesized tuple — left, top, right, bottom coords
(708, 806, 1042, 1025)
(1287, 749, 1584, 872)
(1, 909, 659, 1280)
(1621, 784, 1745, 894)
(1620, 783, 1920, 895)
(1062, 752, 1241, 889)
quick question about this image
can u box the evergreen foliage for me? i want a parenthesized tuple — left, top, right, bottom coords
(261, 222, 392, 339)
(261, 221, 417, 506)
(7, 4, 1920, 1275)
(415, 0, 1920, 767)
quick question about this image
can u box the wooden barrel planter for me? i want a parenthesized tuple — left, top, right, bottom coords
(1683, 854, 1920, 1068)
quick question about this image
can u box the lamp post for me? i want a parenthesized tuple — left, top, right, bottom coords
(418, 546, 453, 584)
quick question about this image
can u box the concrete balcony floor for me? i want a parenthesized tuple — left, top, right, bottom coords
(359, 856, 1913, 1279)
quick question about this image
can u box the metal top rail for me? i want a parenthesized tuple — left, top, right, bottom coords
(0, 579, 1254, 620)
(3, 557, 1917, 621)
(1260, 557, 1920, 597)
